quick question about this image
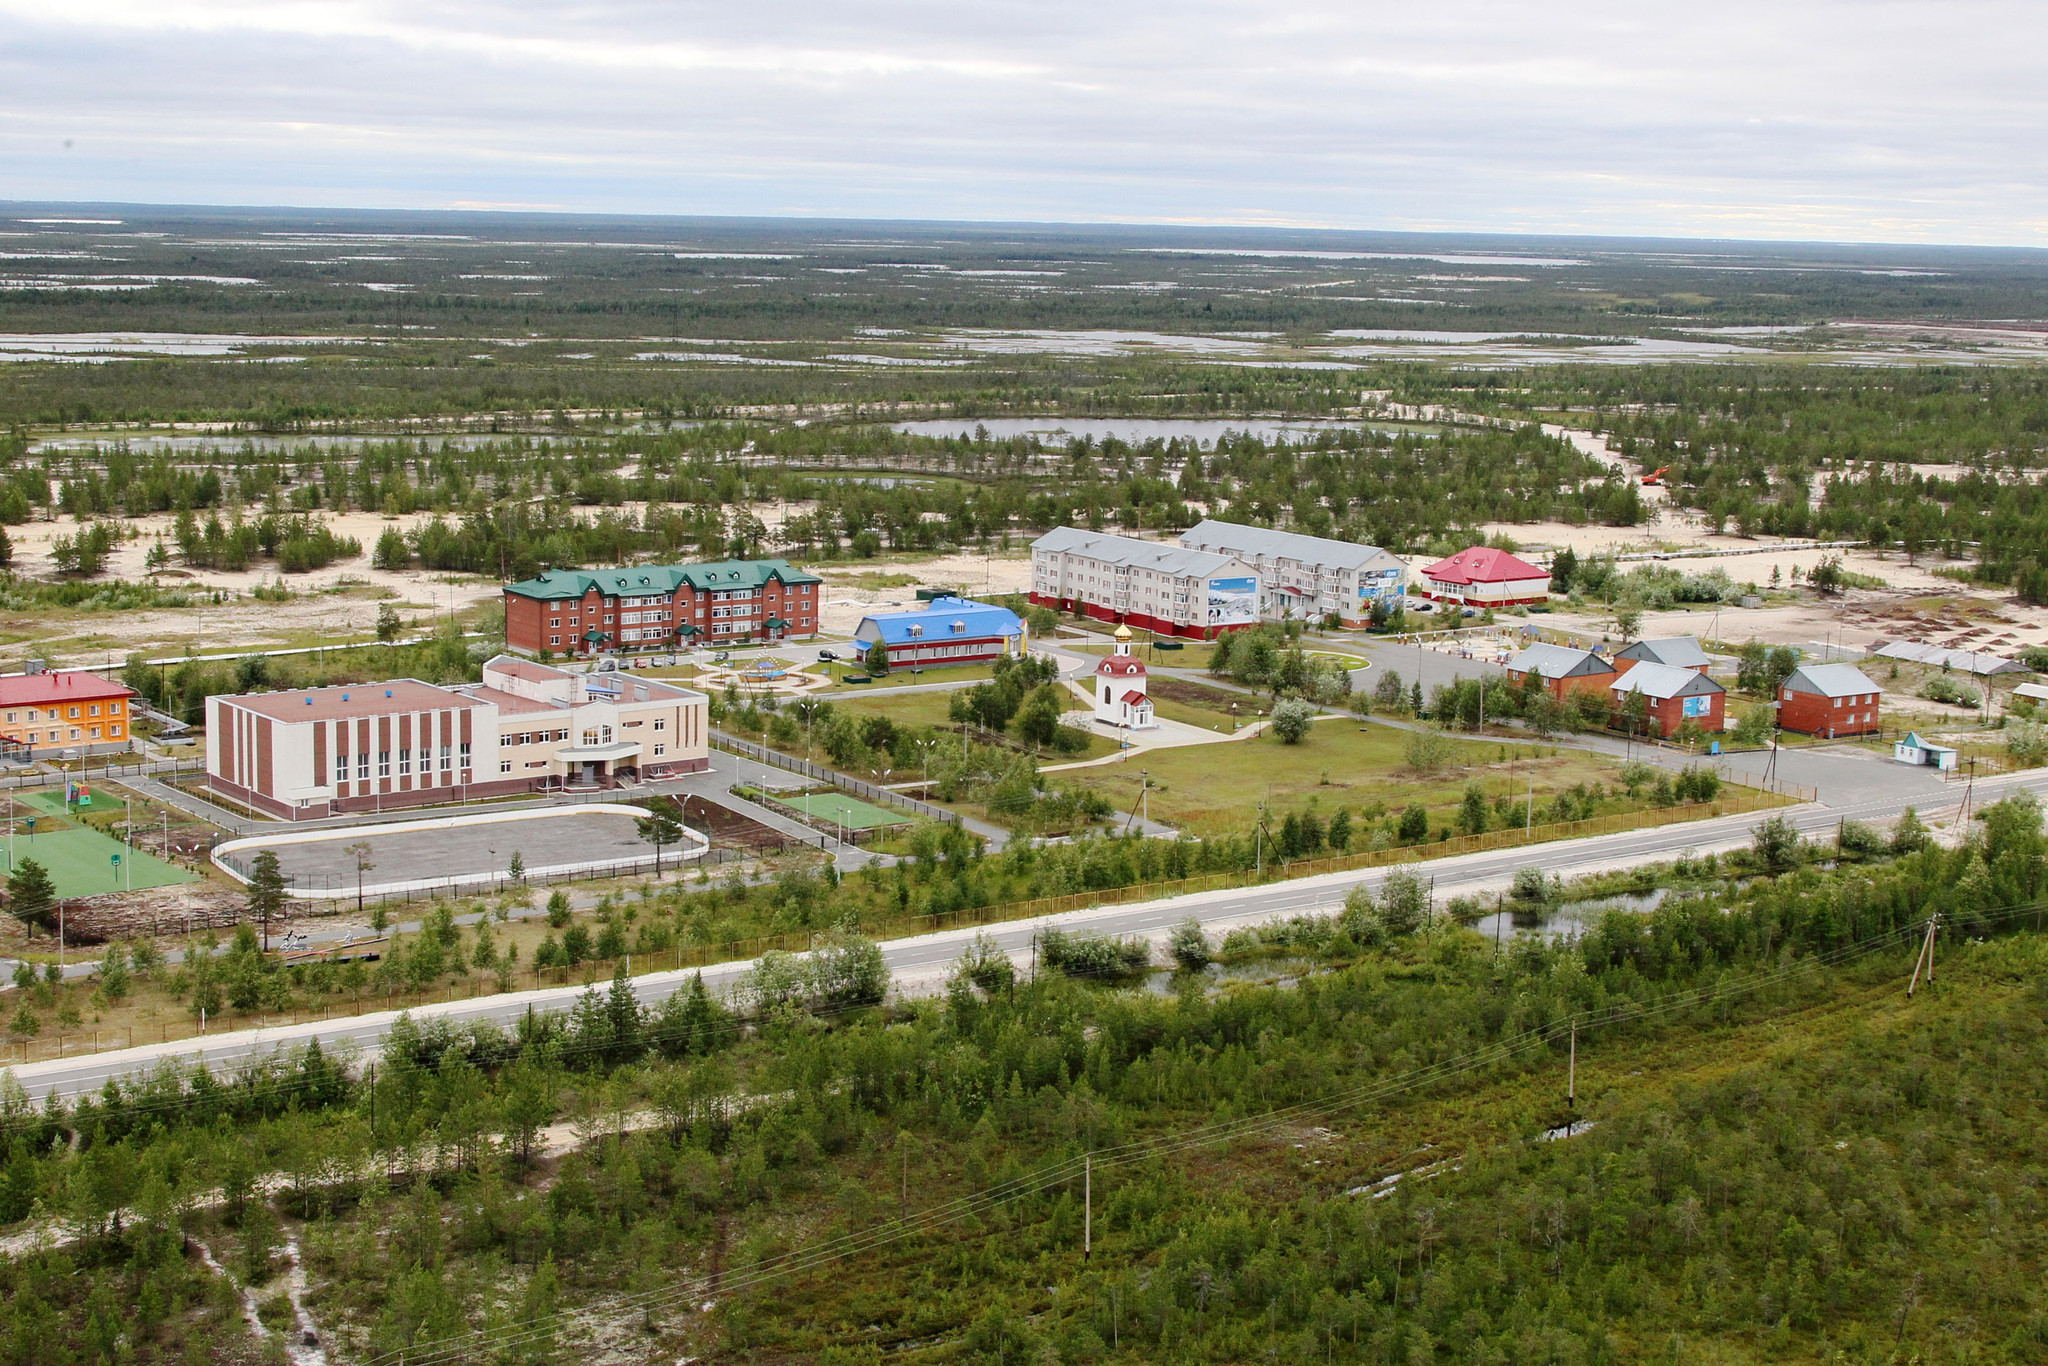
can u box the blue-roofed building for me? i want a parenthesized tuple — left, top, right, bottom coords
(852, 598, 1027, 666)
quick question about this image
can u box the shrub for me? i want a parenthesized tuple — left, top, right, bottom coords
(2005, 719, 2047, 765)
(1039, 928, 1150, 978)
(1269, 696, 1317, 744)
(1403, 728, 1454, 774)
(1168, 917, 1213, 970)
(1920, 677, 1980, 708)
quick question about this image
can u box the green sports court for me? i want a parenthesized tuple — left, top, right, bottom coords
(4, 790, 196, 898)
(776, 790, 906, 830)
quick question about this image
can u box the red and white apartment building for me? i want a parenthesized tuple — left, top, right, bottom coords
(502, 559, 823, 657)
(208, 655, 709, 819)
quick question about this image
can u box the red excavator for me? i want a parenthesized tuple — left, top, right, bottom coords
(1640, 466, 1670, 487)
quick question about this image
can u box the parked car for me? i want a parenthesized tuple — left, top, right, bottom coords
(817, 648, 840, 662)
(1407, 599, 1437, 614)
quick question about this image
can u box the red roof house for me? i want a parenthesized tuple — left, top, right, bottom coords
(1418, 547, 1551, 607)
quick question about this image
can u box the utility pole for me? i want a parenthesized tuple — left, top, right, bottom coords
(1566, 1017, 1577, 1137)
(1907, 913, 1941, 998)
(1084, 1151, 1092, 1260)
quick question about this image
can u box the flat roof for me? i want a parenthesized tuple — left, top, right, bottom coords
(456, 685, 559, 716)
(224, 679, 482, 723)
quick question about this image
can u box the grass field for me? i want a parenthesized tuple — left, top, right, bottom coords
(1059, 722, 1636, 838)
(6, 825, 195, 897)
(777, 791, 905, 830)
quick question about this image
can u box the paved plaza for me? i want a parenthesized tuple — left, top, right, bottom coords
(235, 808, 667, 895)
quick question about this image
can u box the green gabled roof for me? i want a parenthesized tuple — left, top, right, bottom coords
(505, 558, 821, 602)
(672, 559, 823, 591)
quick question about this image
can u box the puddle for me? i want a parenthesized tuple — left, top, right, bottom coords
(1468, 888, 1669, 944)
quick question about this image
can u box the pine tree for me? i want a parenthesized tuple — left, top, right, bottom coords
(244, 848, 288, 951)
(604, 962, 642, 1064)
(6, 857, 55, 936)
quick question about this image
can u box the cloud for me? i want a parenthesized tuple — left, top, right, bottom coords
(1, 0, 2045, 243)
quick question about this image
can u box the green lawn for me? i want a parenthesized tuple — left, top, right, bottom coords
(6, 824, 195, 897)
(1058, 723, 1629, 839)
(776, 791, 905, 830)
(829, 661, 1001, 690)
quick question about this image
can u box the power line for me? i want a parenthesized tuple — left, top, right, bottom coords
(373, 904, 1998, 1366)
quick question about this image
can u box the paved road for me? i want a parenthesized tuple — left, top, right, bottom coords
(12, 761, 2045, 1106)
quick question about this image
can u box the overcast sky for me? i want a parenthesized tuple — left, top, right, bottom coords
(3, 0, 2045, 245)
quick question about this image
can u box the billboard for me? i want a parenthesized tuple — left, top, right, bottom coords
(1681, 694, 1714, 718)
(1206, 576, 1259, 628)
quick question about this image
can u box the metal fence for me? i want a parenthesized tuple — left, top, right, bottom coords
(712, 731, 962, 825)
(213, 831, 854, 909)
(0, 754, 202, 792)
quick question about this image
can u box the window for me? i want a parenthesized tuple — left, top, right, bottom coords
(653, 717, 667, 731)
(398, 748, 412, 776)
(336, 753, 349, 783)
(109, 724, 121, 738)
(550, 635, 560, 646)
(378, 750, 391, 778)
(358, 753, 370, 780)
(550, 618, 560, 628)
(582, 729, 599, 745)
(653, 743, 666, 757)
(500, 759, 513, 774)
(2, 712, 11, 724)
(459, 741, 471, 767)
(441, 745, 452, 771)
(88, 726, 100, 739)
(68, 707, 80, 719)
(89, 705, 100, 717)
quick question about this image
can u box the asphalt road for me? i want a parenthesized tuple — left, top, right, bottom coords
(13, 761, 2044, 1106)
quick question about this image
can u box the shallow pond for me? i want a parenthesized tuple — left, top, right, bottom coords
(1467, 887, 1670, 944)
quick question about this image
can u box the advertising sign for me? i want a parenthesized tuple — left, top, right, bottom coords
(1681, 694, 1713, 718)
(1206, 576, 1258, 628)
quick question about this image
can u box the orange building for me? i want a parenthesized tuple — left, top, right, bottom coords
(0, 667, 135, 759)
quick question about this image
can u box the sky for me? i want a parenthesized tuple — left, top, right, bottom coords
(3, 0, 2046, 245)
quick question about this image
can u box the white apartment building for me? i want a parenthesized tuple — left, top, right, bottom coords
(1030, 528, 1260, 638)
(1176, 520, 1408, 627)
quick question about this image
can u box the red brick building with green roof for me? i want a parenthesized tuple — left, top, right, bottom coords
(502, 559, 822, 656)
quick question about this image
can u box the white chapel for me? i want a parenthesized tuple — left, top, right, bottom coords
(1092, 626, 1156, 729)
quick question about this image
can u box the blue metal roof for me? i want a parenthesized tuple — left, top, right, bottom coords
(854, 597, 1025, 647)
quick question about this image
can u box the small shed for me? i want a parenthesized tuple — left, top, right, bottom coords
(1893, 731, 1958, 771)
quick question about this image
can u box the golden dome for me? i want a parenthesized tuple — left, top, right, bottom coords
(1113, 625, 1133, 641)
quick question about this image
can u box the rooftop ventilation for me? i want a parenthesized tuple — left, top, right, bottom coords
(385, 689, 394, 698)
